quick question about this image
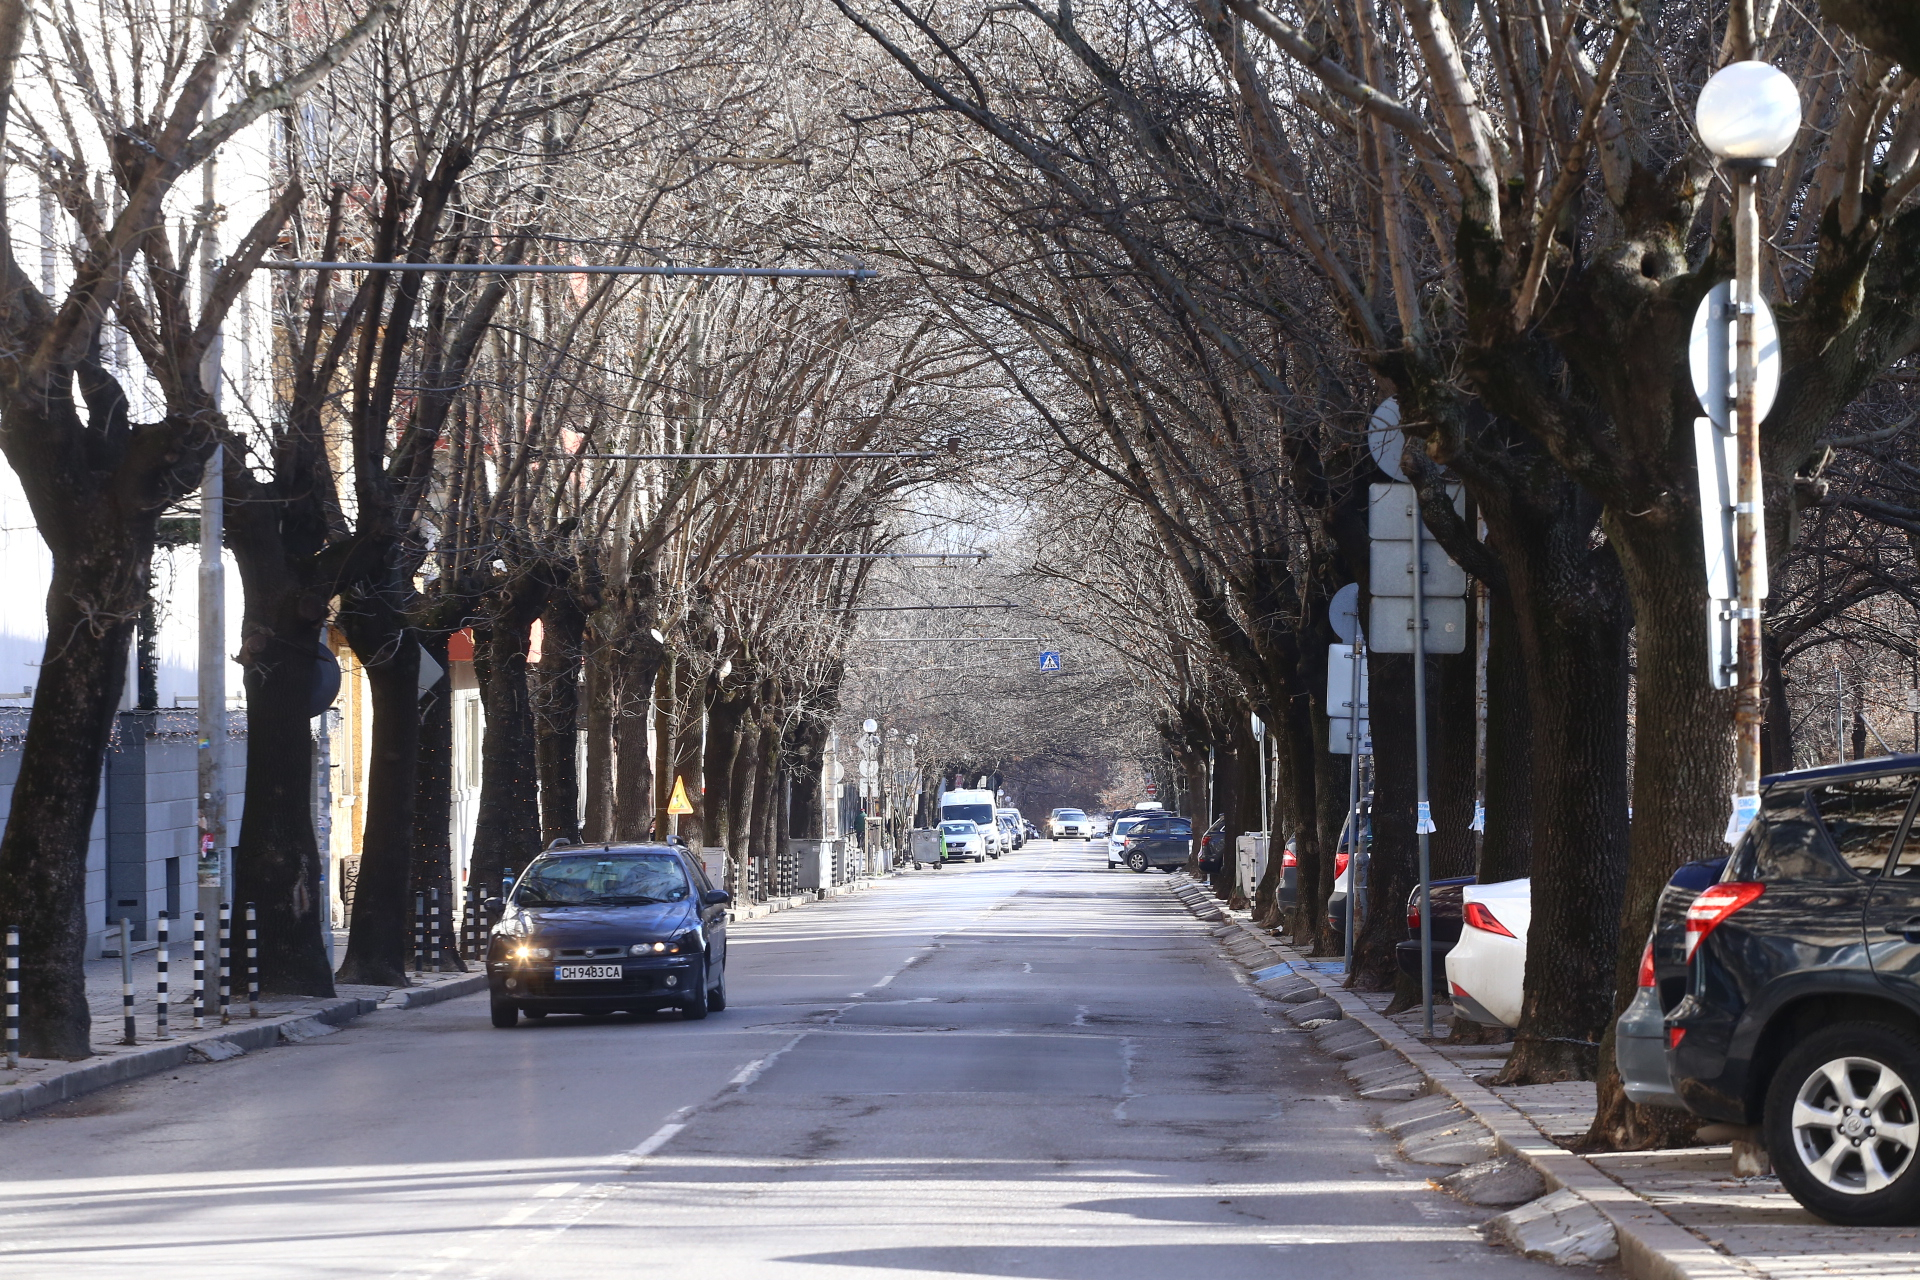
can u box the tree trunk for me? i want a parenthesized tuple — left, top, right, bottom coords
(233, 618, 335, 996)
(335, 617, 421, 987)
(788, 716, 830, 840)
(1584, 515, 1734, 1147)
(469, 584, 545, 896)
(1353, 652, 1415, 990)
(651, 652, 677, 840)
(613, 635, 661, 840)
(1480, 589, 1532, 884)
(749, 715, 780, 892)
(723, 701, 760, 895)
(0, 553, 145, 1058)
(411, 628, 463, 972)
(534, 593, 585, 846)
(1428, 647, 1479, 880)
(672, 678, 707, 851)
(582, 615, 616, 843)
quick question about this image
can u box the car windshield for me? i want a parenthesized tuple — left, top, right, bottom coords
(1057, 809, 1086, 820)
(943, 803, 995, 824)
(941, 822, 977, 835)
(1115, 818, 1148, 836)
(512, 853, 689, 906)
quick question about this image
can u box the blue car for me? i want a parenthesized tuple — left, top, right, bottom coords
(486, 842, 732, 1026)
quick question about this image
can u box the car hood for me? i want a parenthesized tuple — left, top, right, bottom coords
(498, 901, 696, 942)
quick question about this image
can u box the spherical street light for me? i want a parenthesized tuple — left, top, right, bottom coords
(1696, 61, 1801, 161)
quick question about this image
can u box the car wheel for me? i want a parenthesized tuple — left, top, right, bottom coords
(989, 852, 1000, 860)
(1766, 1020, 1920, 1225)
(1126, 851, 1149, 873)
(708, 963, 727, 1012)
(490, 994, 518, 1028)
(680, 959, 711, 1020)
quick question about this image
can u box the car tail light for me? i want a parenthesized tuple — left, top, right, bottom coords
(1637, 940, 1655, 988)
(1334, 851, 1350, 877)
(1282, 849, 1297, 868)
(1668, 1027, 1687, 1048)
(1407, 903, 1421, 931)
(1683, 882, 1765, 961)
(1449, 980, 1469, 997)
(1462, 901, 1516, 938)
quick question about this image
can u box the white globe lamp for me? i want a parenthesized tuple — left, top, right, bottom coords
(1696, 61, 1801, 161)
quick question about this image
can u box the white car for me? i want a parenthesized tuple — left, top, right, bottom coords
(937, 820, 991, 864)
(1048, 808, 1089, 839)
(1445, 877, 1530, 1028)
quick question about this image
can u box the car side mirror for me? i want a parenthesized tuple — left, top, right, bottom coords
(703, 889, 733, 907)
(483, 896, 506, 914)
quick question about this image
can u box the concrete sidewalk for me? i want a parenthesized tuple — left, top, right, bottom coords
(1168, 873, 1920, 1280)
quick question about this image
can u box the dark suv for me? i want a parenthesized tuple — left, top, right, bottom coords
(1121, 814, 1191, 872)
(1661, 756, 1920, 1224)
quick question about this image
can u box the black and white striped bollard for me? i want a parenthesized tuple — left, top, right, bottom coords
(245, 902, 259, 1016)
(463, 884, 476, 960)
(5, 926, 18, 1068)
(429, 887, 441, 973)
(413, 892, 425, 973)
(156, 913, 170, 1040)
(119, 918, 136, 1045)
(193, 911, 206, 1029)
(217, 902, 231, 1026)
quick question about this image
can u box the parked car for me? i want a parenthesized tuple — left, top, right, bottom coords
(1198, 817, 1227, 873)
(1323, 849, 1362, 945)
(1615, 857, 1726, 1110)
(1087, 812, 1112, 839)
(1048, 808, 1089, 839)
(1396, 876, 1475, 991)
(1660, 758, 1920, 1225)
(485, 842, 731, 1027)
(938, 819, 991, 863)
(997, 808, 1026, 849)
(1278, 840, 1298, 910)
(1445, 877, 1531, 1027)
(1024, 820, 1039, 840)
(1121, 814, 1192, 872)
(1105, 812, 1160, 868)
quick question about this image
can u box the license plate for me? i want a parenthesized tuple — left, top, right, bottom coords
(554, 964, 623, 981)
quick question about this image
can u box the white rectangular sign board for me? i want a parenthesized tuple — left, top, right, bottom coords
(1369, 539, 1468, 599)
(1328, 716, 1373, 755)
(1368, 482, 1465, 540)
(1326, 643, 1370, 717)
(1369, 595, 1469, 655)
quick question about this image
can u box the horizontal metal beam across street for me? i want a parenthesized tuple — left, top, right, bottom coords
(264, 261, 876, 279)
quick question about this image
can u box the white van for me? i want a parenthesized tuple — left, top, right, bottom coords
(941, 788, 1007, 855)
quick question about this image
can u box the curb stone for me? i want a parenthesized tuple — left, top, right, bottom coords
(1168, 875, 1754, 1280)
(0, 993, 378, 1121)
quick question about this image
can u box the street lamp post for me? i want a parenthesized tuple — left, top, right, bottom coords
(1696, 58, 1800, 827)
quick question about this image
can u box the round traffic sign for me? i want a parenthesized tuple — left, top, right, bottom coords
(1689, 281, 1780, 429)
(1368, 398, 1405, 481)
(1328, 581, 1363, 644)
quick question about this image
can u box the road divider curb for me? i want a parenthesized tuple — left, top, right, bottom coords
(380, 973, 489, 1010)
(1165, 874, 1750, 1280)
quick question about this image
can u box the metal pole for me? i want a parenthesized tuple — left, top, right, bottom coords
(1474, 515, 1490, 853)
(1344, 632, 1365, 974)
(156, 914, 170, 1040)
(1837, 669, 1846, 764)
(245, 902, 258, 1016)
(217, 902, 231, 1025)
(4, 926, 15, 1068)
(120, 919, 136, 1045)
(1733, 164, 1765, 814)
(193, 911, 206, 1029)
(1413, 505, 1435, 1038)
(198, 443, 227, 910)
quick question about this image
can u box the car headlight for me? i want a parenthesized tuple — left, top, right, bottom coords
(630, 941, 671, 955)
(511, 945, 551, 960)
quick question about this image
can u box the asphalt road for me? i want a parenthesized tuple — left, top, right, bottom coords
(0, 841, 1565, 1278)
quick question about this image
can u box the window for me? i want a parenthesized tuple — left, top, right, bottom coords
(511, 853, 689, 906)
(1811, 773, 1920, 876)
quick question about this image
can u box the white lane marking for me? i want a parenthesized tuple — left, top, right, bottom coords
(727, 1033, 803, 1091)
(626, 1123, 685, 1160)
(872, 972, 895, 989)
(1022, 961, 1032, 973)
(533, 1182, 578, 1199)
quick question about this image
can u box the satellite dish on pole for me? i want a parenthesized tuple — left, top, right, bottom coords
(1328, 582, 1363, 644)
(1368, 398, 1406, 482)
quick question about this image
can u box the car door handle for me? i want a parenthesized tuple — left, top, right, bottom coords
(1883, 917, 1920, 937)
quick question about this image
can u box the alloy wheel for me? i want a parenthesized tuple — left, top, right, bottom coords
(1790, 1055, 1920, 1195)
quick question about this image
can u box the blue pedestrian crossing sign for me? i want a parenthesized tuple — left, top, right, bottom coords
(1038, 650, 1062, 672)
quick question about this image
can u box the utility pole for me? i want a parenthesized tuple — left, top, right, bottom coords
(196, 44, 227, 914)
(1412, 506, 1435, 1038)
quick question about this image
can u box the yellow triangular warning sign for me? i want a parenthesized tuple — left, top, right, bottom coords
(667, 776, 694, 815)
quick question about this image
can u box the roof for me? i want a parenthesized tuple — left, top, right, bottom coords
(1763, 753, 1920, 787)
